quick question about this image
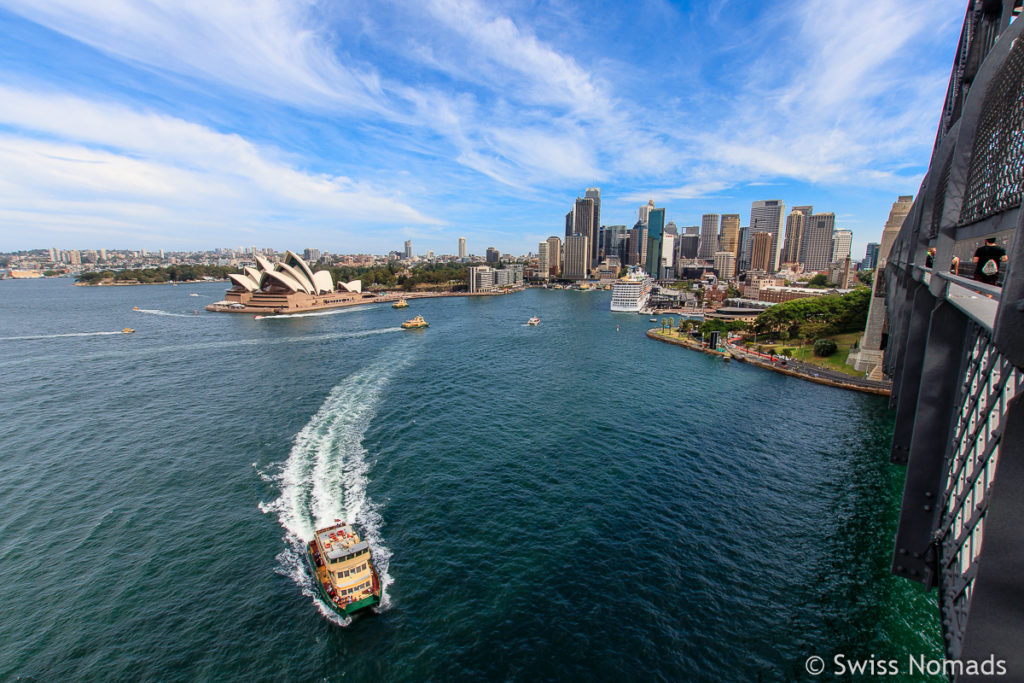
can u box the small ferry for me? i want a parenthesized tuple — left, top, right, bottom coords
(132, 306, 139, 311)
(122, 328, 135, 334)
(305, 520, 381, 618)
(527, 316, 540, 326)
(392, 299, 409, 309)
(253, 315, 265, 320)
(401, 315, 429, 329)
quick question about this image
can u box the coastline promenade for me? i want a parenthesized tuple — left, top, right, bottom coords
(646, 329, 891, 396)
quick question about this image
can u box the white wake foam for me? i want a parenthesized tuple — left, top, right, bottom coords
(258, 306, 381, 319)
(134, 308, 196, 317)
(258, 349, 410, 621)
(0, 331, 126, 341)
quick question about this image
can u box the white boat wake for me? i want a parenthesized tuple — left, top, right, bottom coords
(257, 349, 409, 623)
(257, 306, 381, 319)
(0, 331, 126, 341)
(134, 308, 196, 318)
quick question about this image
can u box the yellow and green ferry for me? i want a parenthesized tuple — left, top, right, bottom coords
(305, 520, 381, 618)
(392, 298, 409, 309)
(401, 315, 429, 329)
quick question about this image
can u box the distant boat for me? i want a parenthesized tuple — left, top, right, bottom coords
(392, 298, 409, 309)
(122, 328, 135, 334)
(650, 318, 657, 323)
(527, 316, 540, 326)
(132, 306, 139, 311)
(401, 315, 429, 329)
(189, 293, 199, 297)
(253, 315, 264, 320)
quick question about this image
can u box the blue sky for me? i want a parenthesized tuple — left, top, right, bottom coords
(0, 0, 965, 259)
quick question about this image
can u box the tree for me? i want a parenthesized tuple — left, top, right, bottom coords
(668, 317, 675, 334)
(660, 318, 668, 333)
(805, 273, 830, 288)
(781, 348, 793, 358)
(857, 269, 873, 286)
(814, 338, 838, 357)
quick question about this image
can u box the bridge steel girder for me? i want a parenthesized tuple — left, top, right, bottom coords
(891, 301, 970, 586)
(889, 280, 933, 465)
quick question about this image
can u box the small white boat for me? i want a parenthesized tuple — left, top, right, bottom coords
(527, 316, 540, 326)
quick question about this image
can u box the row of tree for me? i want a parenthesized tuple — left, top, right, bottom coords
(749, 287, 871, 340)
(76, 265, 238, 284)
(327, 262, 469, 291)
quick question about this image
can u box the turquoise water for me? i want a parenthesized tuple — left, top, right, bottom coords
(0, 279, 941, 680)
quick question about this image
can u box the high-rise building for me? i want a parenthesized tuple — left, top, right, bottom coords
(780, 206, 811, 267)
(468, 266, 494, 292)
(736, 226, 749, 269)
(714, 251, 737, 280)
(546, 236, 562, 276)
(458, 237, 466, 258)
(679, 234, 700, 260)
(573, 196, 596, 267)
(645, 207, 665, 278)
(746, 200, 786, 272)
(831, 229, 853, 264)
(585, 188, 601, 267)
(750, 232, 774, 272)
(864, 242, 880, 269)
(304, 248, 321, 262)
(486, 247, 500, 263)
(627, 224, 647, 266)
(699, 214, 719, 260)
(851, 195, 914, 373)
(563, 234, 589, 280)
(565, 210, 574, 237)
(661, 233, 675, 279)
(404, 241, 413, 259)
(720, 214, 741, 257)
(799, 212, 837, 271)
(601, 225, 629, 265)
(537, 242, 549, 279)
(639, 200, 653, 227)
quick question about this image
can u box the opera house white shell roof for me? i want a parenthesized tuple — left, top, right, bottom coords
(228, 250, 361, 295)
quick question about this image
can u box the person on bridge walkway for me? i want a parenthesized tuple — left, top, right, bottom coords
(972, 237, 1008, 285)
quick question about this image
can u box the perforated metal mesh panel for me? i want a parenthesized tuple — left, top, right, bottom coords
(937, 324, 1023, 657)
(960, 38, 1024, 224)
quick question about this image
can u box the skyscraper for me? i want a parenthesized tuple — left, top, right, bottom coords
(699, 214, 719, 260)
(627, 225, 647, 266)
(639, 200, 653, 227)
(720, 214, 741, 257)
(714, 251, 736, 280)
(537, 242, 549, 279)
(645, 207, 665, 278)
(585, 188, 601, 267)
(573, 197, 596, 267)
(601, 225, 629, 264)
(458, 237, 466, 258)
(780, 206, 811, 267)
(404, 240, 413, 259)
(563, 234, 589, 280)
(486, 247, 500, 263)
(746, 200, 786, 272)
(799, 212, 837, 271)
(565, 210, 574, 237)
(864, 242, 880, 269)
(546, 236, 562, 276)
(750, 232, 774, 272)
(831, 229, 853, 264)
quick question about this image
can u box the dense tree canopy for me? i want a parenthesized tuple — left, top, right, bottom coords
(77, 265, 238, 284)
(752, 287, 870, 339)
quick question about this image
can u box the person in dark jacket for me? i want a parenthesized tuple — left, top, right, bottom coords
(972, 237, 1008, 285)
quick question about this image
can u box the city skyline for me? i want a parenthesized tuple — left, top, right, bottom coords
(0, 1, 964, 258)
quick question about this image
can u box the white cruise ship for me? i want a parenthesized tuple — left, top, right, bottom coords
(610, 267, 652, 312)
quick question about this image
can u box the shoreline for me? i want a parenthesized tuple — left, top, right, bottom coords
(646, 329, 891, 396)
(74, 279, 228, 287)
(206, 288, 520, 314)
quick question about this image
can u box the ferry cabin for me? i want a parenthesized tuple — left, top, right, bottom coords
(312, 525, 375, 607)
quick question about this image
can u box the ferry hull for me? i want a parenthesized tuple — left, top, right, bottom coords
(305, 542, 381, 619)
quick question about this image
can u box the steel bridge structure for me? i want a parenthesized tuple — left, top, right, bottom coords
(885, 0, 1024, 674)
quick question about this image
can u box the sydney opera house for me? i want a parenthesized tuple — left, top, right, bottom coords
(207, 250, 369, 314)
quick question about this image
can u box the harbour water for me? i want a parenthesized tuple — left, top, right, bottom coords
(0, 279, 942, 680)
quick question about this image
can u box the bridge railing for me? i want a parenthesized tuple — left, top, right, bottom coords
(884, 0, 1024, 672)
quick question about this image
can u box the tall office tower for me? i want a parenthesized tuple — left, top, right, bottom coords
(831, 229, 853, 264)
(626, 225, 646, 266)
(638, 200, 654, 227)
(486, 247, 500, 263)
(404, 240, 413, 259)
(719, 214, 741, 257)
(48, 247, 56, 261)
(99, 248, 107, 261)
(699, 214, 719, 260)
(714, 251, 737, 280)
(585, 188, 601, 266)
(683, 225, 700, 235)
(661, 233, 675, 279)
(546, 236, 562, 276)
(458, 237, 466, 258)
(602, 225, 629, 264)
(563, 234, 589, 280)
(537, 242, 549, 279)
(645, 207, 666, 278)
(69, 249, 81, 265)
(736, 226, 750, 269)
(852, 195, 914, 373)
(745, 200, 786, 272)
(799, 212, 837, 271)
(573, 196, 596, 266)
(780, 206, 811, 267)
(864, 242, 880, 269)
(749, 232, 774, 272)
(679, 234, 700, 259)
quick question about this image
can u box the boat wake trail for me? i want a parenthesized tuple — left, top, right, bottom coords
(0, 331, 125, 341)
(134, 308, 196, 317)
(259, 306, 380, 319)
(258, 350, 410, 622)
